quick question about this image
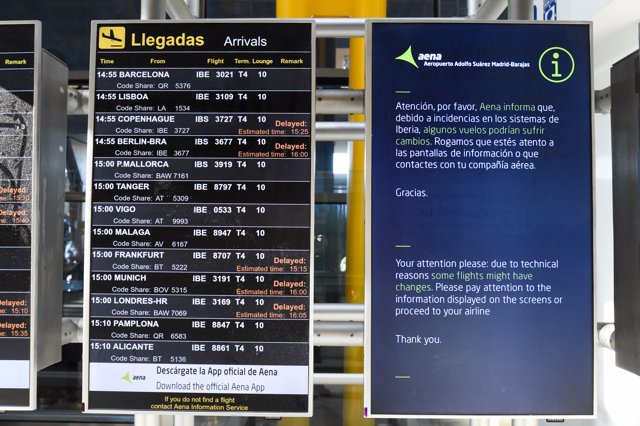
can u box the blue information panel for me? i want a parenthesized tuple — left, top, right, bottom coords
(365, 21, 593, 417)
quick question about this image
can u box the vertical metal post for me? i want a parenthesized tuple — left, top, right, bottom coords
(174, 415, 194, 426)
(135, 414, 161, 426)
(467, 0, 480, 16)
(140, 0, 166, 20)
(512, 419, 538, 426)
(508, 0, 534, 20)
(344, 2, 385, 426)
(434, 0, 441, 17)
(472, 0, 507, 19)
(185, 0, 205, 18)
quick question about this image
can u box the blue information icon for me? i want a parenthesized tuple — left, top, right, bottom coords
(539, 46, 575, 83)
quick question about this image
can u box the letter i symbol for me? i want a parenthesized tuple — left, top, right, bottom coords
(539, 47, 574, 83)
(551, 52, 561, 78)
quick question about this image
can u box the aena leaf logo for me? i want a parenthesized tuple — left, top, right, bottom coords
(395, 46, 418, 68)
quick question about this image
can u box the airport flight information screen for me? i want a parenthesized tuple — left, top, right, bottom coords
(85, 20, 314, 415)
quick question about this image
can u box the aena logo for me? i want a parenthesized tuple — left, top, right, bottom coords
(395, 45, 443, 68)
(121, 371, 146, 384)
(395, 46, 418, 68)
(417, 53, 442, 60)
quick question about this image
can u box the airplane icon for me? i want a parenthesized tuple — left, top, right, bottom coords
(98, 26, 126, 49)
(102, 29, 122, 43)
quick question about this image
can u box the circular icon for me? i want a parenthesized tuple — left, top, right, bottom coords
(538, 47, 575, 83)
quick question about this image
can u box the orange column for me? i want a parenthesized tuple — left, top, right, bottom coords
(275, 0, 310, 19)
